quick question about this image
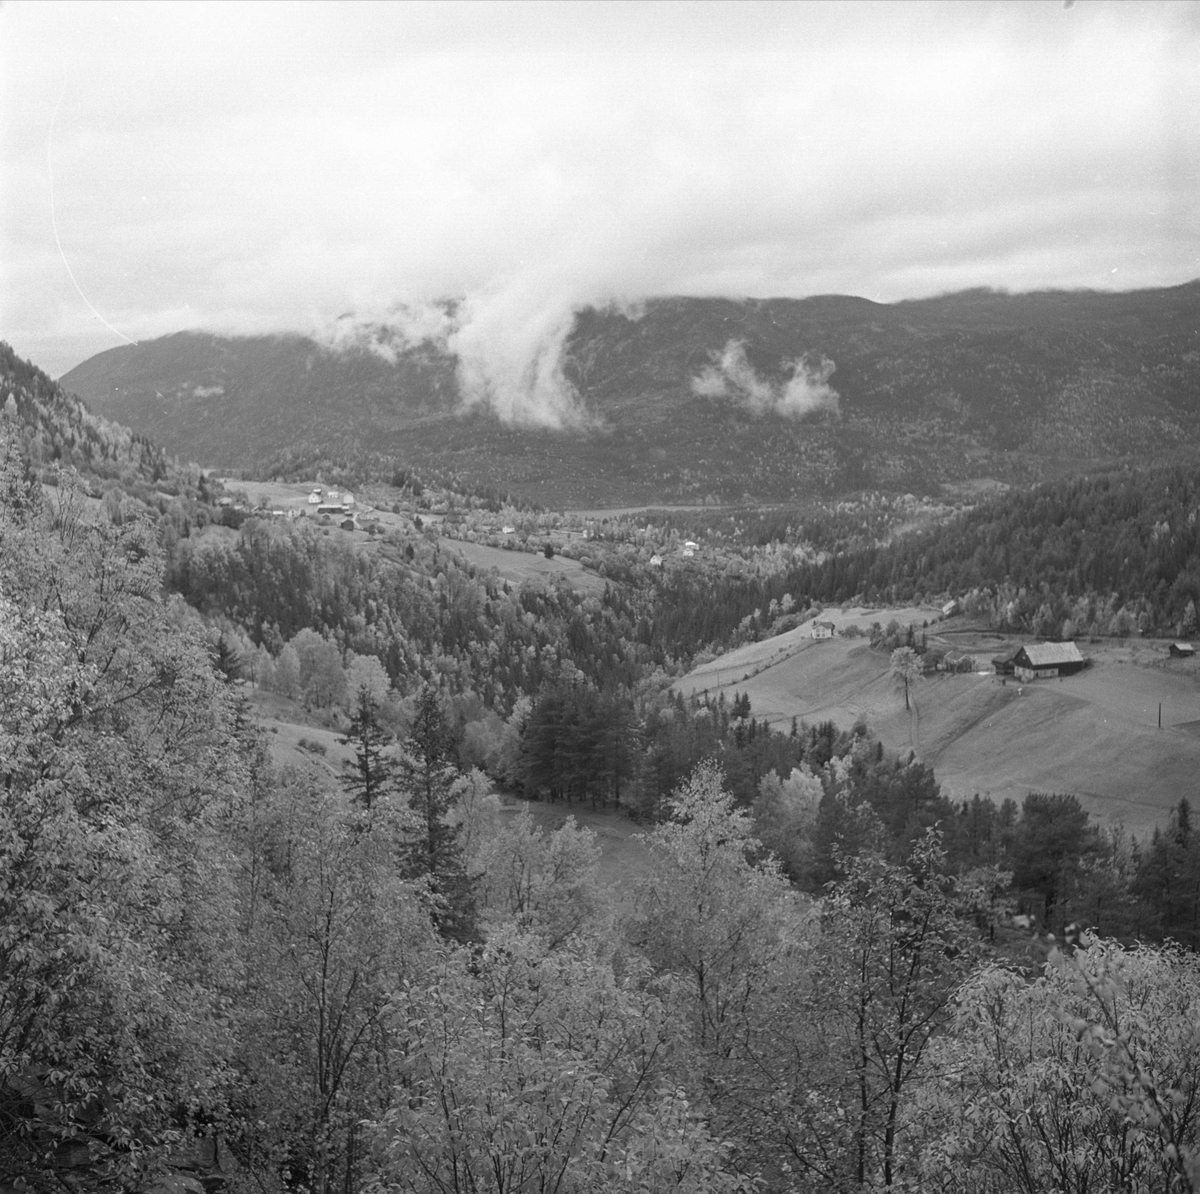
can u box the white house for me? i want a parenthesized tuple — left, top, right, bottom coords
(502, 525, 516, 535)
(684, 540, 699, 550)
(811, 620, 836, 639)
(327, 490, 340, 504)
(307, 489, 321, 505)
(342, 492, 356, 508)
(649, 554, 663, 567)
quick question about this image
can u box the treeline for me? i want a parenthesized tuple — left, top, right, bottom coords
(630, 490, 924, 553)
(785, 464, 1200, 637)
(628, 690, 1200, 948)
(164, 516, 670, 709)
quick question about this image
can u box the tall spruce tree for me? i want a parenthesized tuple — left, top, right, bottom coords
(398, 687, 477, 943)
(339, 685, 396, 811)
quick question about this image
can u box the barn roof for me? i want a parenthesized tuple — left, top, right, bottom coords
(1020, 642, 1084, 667)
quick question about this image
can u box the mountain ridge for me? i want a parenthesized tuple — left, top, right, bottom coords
(61, 283, 1200, 506)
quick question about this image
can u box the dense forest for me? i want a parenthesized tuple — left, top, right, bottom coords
(6, 340, 1200, 1192)
(640, 466, 1200, 650)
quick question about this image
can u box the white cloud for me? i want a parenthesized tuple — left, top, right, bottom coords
(692, 340, 839, 420)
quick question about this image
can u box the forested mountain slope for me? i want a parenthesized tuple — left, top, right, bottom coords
(1, 340, 207, 501)
(62, 282, 1200, 505)
(789, 464, 1200, 638)
(648, 464, 1200, 646)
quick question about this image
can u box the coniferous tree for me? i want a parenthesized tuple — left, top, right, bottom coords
(1137, 798, 1200, 949)
(1011, 792, 1098, 929)
(338, 686, 396, 810)
(398, 687, 477, 943)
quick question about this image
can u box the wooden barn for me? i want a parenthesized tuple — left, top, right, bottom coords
(1170, 642, 1196, 658)
(992, 649, 1019, 676)
(1012, 642, 1085, 681)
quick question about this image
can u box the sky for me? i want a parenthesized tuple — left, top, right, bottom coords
(2, 0, 1197, 419)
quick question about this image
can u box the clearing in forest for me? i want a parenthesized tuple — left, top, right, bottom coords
(678, 610, 1200, 834)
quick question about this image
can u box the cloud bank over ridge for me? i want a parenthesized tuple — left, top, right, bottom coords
(4, 2, 1197, 410)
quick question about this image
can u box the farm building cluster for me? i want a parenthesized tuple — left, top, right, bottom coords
(308, 487, 356, 517)
(992, 642, 1087, 681)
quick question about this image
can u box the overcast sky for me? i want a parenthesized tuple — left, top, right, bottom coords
(3, 0, 1198, 384)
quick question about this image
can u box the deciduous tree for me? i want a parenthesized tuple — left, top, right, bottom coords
(890, 645, 921, 711)
(906, 936, 1200, 1193)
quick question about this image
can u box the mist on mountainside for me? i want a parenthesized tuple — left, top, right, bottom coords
(59, 282, 1200, 506)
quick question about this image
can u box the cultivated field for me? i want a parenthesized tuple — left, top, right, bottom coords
(678, 610, 1200, 834)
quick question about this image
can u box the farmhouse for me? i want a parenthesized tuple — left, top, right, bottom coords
(1012, 642, 1086, 681)
(941, 600, 958, 617)
(810, 620, 836, 640)
(1170, 642, 1196, 658)
(307, 489, 321, 505)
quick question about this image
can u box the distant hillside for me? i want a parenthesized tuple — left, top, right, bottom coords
(62, 283, 1200, 506)
(1, 341, 169, 483)
(0, 341, 213, 508)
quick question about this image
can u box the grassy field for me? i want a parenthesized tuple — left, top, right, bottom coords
(248, 689, 355, 780)
(447, 539, 607, 594)
(678, 612, 1200, 835)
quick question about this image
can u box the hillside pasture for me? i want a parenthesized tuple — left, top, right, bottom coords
(447, 539, 608, 594)
(248, 689, 355, 779)
(678, 612, 1200, 833)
